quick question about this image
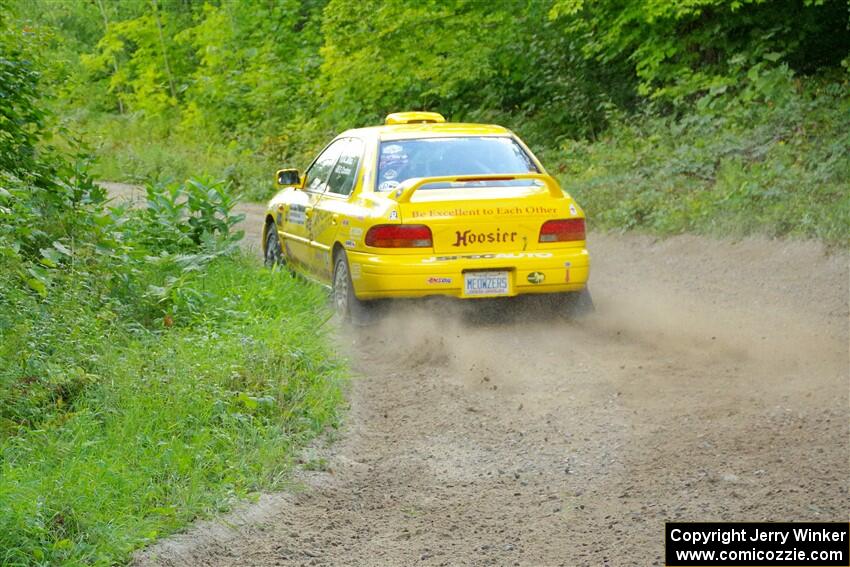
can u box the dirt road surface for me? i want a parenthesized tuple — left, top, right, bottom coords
(113, 183, 849, 566)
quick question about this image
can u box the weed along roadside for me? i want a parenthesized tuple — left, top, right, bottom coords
(0, 173, 345, 563)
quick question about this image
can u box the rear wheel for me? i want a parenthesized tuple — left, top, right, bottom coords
(333, 250, 376, 325)
(562, 287, 595, 319)
(264, 224, 283, 268)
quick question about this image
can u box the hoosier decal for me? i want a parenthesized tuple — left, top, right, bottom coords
(452, 228, 518, 247)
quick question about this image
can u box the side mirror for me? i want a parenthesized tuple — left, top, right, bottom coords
(276, 168, 301, 188)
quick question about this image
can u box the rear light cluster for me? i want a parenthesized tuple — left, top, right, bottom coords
(365, 224, 433, 248)
(539, 218, 585, 242)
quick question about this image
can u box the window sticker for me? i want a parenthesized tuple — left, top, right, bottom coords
(378, 180, 400, 192)
(287, 204, 306, 225)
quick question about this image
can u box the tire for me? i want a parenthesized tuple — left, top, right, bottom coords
(332, 250, 375, 325)
(264, 223, 284, 268)
(562, 286, 595, 319)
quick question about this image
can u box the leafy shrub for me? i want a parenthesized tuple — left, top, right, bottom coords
(557, 68, 850, 245)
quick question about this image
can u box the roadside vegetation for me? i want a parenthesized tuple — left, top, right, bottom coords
(14, 0, 850, 244)
(0, 12, 343, 565)
(557, 72, 850, 244)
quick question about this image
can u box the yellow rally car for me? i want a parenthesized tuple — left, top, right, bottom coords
(263, 111, 591, 323)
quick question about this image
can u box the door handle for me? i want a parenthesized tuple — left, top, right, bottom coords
(304, 208, 312, 218)
(331, 214, 339, 225)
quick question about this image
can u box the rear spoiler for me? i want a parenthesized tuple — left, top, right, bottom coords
(387, 173, 564, 204)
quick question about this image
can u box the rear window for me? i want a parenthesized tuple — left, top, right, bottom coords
(376, 136, 538, 192)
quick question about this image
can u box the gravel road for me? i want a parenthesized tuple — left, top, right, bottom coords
(117, 185, 849, 566)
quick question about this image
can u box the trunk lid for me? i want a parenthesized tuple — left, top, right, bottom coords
(394, 178, 575, 254)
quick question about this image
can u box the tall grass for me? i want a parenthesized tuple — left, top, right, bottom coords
(0, 255, 344, 565)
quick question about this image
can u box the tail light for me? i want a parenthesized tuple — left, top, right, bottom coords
(539, 218, 585, 242)
(365, 224, 433, 248)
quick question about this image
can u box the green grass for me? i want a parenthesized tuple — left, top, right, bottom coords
(59, 108, 279, 202)
(0, 254, 344, 565)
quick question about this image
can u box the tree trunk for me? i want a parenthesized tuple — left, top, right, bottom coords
(151, 0, 178, 101)
(94, 0, 124, 114)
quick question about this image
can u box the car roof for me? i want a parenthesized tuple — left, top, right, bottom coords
(340, 122, 512, 141)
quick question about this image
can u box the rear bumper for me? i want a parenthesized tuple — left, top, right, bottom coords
(347, 247, 590, 300)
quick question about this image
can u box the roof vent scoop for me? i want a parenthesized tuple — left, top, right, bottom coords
(385, 111, 446, 125)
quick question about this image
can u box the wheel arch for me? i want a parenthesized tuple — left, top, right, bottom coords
(332, 241, 345, 263)
(262, 215, 276, 254)
(331, 242, 356, 294)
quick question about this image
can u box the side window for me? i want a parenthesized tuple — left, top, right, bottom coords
(326, 138, 364, 196)
(304, 139, 345, 193)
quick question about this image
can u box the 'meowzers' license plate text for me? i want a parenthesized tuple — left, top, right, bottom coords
(464, 271, 509, 296)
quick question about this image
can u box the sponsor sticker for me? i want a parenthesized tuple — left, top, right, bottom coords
(349, 227, 363, 238)
(389, 210, 399, 220)
(383, 169, 397, 180)
(344, 239, 356, 249)
(527, 271, 545, 284)
(379, 180, 400, 192)
(569, 203, 578, 216)
(287, 205, 306, 225)
(422, 252, 553, 263)
(427, 276, 452, 285)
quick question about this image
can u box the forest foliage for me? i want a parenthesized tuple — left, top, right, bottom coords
(17, 0, 849, 161)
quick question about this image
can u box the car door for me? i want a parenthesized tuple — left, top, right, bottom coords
(309, 138, 365, 280)
(281, 139, 345, 270)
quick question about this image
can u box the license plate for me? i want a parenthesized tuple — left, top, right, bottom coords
(463, 271, 510, 297)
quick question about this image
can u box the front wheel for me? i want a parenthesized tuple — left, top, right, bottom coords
(333, 251, 376, 326)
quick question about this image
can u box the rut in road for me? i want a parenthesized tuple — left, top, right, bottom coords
(132, 194, 848, 566)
